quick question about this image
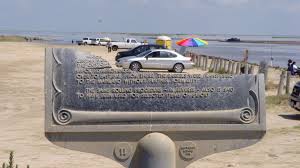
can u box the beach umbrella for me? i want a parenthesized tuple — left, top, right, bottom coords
(176, 37, 208, 55)
(176, 37, 208, 47)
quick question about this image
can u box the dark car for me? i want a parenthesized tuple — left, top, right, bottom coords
(115, 44, 166, 61)
(289, 81, 300, 111)
(226, 38, 241, 42)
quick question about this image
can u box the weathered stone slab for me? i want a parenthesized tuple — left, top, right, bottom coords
(45, 48, 266, 168)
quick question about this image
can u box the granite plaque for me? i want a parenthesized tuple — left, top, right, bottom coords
(45, 48, 266, 168)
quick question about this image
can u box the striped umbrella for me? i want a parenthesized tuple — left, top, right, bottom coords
(176, 38, 208, 47)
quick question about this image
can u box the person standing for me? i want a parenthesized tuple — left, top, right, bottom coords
(107, 41, 112, 53)
(288, 59, 293, 72)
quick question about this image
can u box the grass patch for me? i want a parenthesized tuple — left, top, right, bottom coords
(208, 68, 228, 74)
(1, 151, 30, 168)
(293, 125, 300, 129)
(0, 35, 42, 42)
(266, 95, 289, 106)
(266, 81, 279, 90)
(217, 68, 227, 74)
(0, 35, 27, 42)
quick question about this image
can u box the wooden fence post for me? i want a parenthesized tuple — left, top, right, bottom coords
(286, 71, 291, 94)
(224, 60, 228, 72)
(259, 61, 269, 89)
(227, 61, 232, 74)
(236, 62, 241, 74)
(190, 53, 194, 62)
(209, 58, 214, 71)
(214, 58, 220, 72)
(203, 56, 208, 70)
(195, 55, 199, 67)
(244, 63, 249, 74)
(199, 55, 203, 69)
(277, 71, 286, 96)
(218, 59, 222, 72)
(219, 59, 223, 71)
(231, 62, 236, 74)
(249, 65, 254, 74)
(197, 55, 201, 68)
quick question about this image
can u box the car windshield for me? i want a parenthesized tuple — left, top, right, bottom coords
(83, 38, 88, 40)
(137, 50, 152, 57)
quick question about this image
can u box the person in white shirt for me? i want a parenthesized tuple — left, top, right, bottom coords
(292, 62, 299, 75)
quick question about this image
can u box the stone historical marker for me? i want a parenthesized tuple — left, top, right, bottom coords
(45, 48, 266, 168)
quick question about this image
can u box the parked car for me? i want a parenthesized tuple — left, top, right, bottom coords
(76, 40, 84, 45)
(289, 81, 300, 111)
(90, 38, 100, 45)
(99, 37, 111, 46)
(116, 49, 194, 73)
(82, 37, 93, 45)
(77, 37, 111, 46)
(115, 44, 166, 61)
(77, 37, 93, 45)
(111, 38, 144, 51)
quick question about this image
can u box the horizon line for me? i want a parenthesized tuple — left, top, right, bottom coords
(0, 28, 300, 38)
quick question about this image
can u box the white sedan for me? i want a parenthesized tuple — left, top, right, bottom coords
(116, 49, 194, 73)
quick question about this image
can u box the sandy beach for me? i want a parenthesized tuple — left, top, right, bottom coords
(0, 42, 300, 168)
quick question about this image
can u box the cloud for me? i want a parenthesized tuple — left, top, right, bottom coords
(0, 0, 299, 35)
(269, 0, 300, 13)
(215, 0, 249, 6)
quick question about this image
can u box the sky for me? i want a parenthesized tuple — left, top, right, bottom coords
(0, 0, 299, 35)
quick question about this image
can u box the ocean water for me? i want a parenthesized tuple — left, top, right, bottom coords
(1, 30, 300, 68)
(187, 41, 300, 68)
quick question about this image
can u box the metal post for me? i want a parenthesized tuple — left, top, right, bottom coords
(130, 133, 176, 168)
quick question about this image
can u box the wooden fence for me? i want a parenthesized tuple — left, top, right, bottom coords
(185, 52, 292, 95)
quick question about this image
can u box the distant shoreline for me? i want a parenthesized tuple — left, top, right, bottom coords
(205, 39, 300, 45)
(2, 33, 300, 46)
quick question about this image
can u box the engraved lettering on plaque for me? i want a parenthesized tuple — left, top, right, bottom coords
(179, 141, 197, 161)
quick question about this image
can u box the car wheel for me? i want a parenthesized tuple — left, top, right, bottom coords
(84, 42, 87, 45)
(112, 46, 118, 51)
(130, 62, 141, 72)
(173, 63, 184, 73)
